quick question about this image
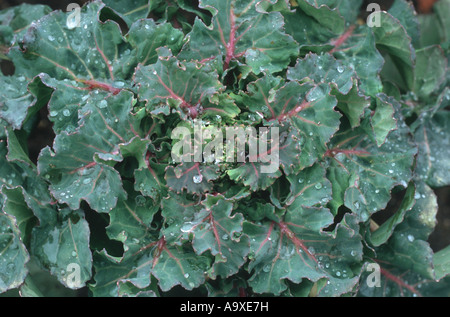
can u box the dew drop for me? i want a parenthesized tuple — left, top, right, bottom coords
(184, 273, 190, 279)
(315, 183, 323, 190)
(407, 234, 415, 242)
(6, 263, 16, 272)
(193, 175, 203, 184)
(135, 195, 146, 206)
(83, 178, 92, 185)
(98, 100, 108, 109)
(62, 109, 71, 117)
(337, 65, 344, 73)
(48, 35, 55, 42)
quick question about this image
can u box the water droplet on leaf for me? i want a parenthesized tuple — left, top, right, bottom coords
(98, 100, 108, 109)
(193, 175, 203, 184)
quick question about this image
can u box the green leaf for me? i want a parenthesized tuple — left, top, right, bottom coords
(165, 162, 220, 194)
(0, 75, 51, 131)
(37, 91, 141, 212)
(0, 3, 52, 47)
(414, 111, 450, 187)
(30, 208, 92, 289)
(245, 211, 363, 296)
(134, 50, 225, 119)
(179, 0, 299, 74)
(295, 0, 346, 34)
(361, 93, 398, 147)
(387, 0, 420, 47)
(162, 194, 249, 278)
(287, 53, 355, 95)
(434, 245, 450, 281)
(10, 2, 134, 81)
(126, 19, 185, 66)
(368, 182, 415, 247)
(373, 12, 415, 91)
(412, 46, 447, 100)
(331, 25, 384, 97)
(326, 110, 416, 221)
(106, 182, 159, 246)
(0, 191, 30, 293)
(91, 239, 210, 295)
(244, 79, 341, 169)
(335, 79, 370, 128)
(279, 163, 332, 208)
(134, 159, 167, 201)
(102, 0, 153, 27)
(282, 7, 336, 55)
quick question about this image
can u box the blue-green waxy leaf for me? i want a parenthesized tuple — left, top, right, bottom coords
(414, 110, 450, 187)
(330, 25, 385, 97)
(0, 191, 30, 293)
(361, 93, 398, 147)
(242, 77, 341, 170)
(0, 3, 52, 47)
(0, 75, 52, 132)
(106, 182, 159, 252)
(126, 19, 185, 66)
(37, 91, 142, 212)
(412, 45, 448, 100)
(294, 0, 346, 34)
(326, 108, 417, 221)
(165, 162, 220, 194)
(287, 53, 355, 95)
(245, 210, 363, 296)
(9, 2, 134, 81)
(1, 0, 449, 298)
(178, 0, 299, 74)
(387, 0, 420, 47)
(31, 208, 92, 289)
(134, 49, 227, 119)
(162, 194, 249, 279)
(274, 163, 332, 208)
(102, 0, 154, 27)
(360, 181, 440, 297)
(367, 182, 415, 247)
(372, 11, 416, 91)
(91, 239, 210, 295)
(434, 245, 450, 282)
(134, 159, 167, 201)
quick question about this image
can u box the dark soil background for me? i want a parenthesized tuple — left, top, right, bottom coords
(1, 0, 449, 252)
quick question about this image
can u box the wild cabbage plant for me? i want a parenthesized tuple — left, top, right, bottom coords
(0, 0, 449, 297)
